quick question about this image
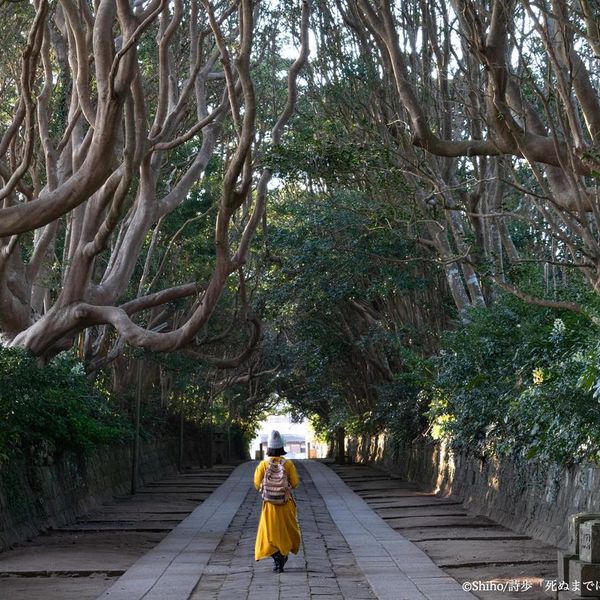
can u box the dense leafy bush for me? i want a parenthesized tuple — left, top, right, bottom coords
(0, 348, 131, 463)
(429, 293, 600, 465)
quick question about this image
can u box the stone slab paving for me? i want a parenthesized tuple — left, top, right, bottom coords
(303, 460, 477, 600)
(190, 461, 376, 600)
(97, 462, 254, 600)
(0, 466, 234, 600)
(94, 460, 483, 599)
(331, 463, 558, 600)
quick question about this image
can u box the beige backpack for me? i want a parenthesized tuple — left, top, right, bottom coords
(261, 458, 291, 504)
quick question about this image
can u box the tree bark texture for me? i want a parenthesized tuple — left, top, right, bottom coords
(0, 0, 311, 362)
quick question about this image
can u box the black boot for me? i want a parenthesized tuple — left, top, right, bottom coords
(272, 551, 282, 572)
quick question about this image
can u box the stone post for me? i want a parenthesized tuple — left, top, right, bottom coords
(559, 513, 600, 599)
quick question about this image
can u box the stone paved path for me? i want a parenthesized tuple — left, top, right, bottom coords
(190, 462, 377, 599)
(0, 465, 235, 600)
(96, 460, 476, 599)
(306, 460, 475, 600)
(329, 463, 558, 600)
(0, 460, 484, 599)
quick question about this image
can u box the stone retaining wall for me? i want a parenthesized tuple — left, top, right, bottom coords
(0, 439, 179, 551)
(347, 433, 600, 549)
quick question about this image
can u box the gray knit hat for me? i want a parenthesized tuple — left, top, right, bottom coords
(268, 430, 285, 449)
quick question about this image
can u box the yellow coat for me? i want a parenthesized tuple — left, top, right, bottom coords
(254, 457, 301, 560)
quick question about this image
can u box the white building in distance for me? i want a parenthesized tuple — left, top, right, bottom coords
(250, 413, 327, 460)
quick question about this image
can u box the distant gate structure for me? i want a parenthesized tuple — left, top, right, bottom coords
(258, 433, 306, 459)
(251, 413, 325, 460)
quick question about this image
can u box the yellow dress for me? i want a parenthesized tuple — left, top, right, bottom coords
(254, 457, 301, 560)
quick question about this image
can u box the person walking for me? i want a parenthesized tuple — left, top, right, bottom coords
(254, 430, 301, 573)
